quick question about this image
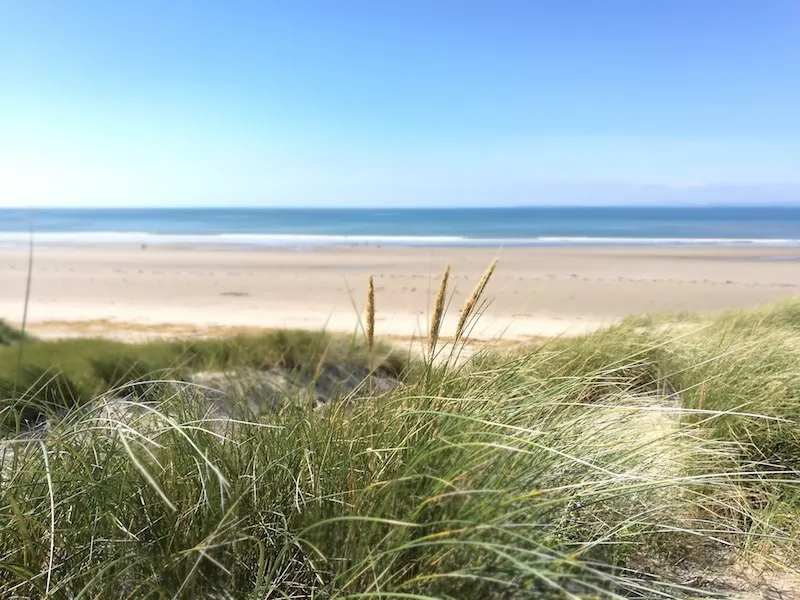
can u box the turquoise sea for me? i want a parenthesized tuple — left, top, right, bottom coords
(2, 206, 800, 248)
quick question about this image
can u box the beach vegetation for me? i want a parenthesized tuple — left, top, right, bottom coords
(0, 319, 31, 346)
(1, 283, 799, 597)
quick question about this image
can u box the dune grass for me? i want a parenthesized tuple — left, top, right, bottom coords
(0, 330, 405, 434)
(0, 341, 767, 599)
(2, 293, 800, 597)
(621, 301, 800, 485)
(517, 302, 800, 547)
(0, 320, 32, 346)
(511, 299, 800, 468)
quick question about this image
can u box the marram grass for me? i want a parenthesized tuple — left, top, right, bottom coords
(0, 329, 405, 433)
(2, 284, 800, 597)
(0, 319, 32, 346)
(427, 264, 450, 355)
(366, 275, 375, 355)
(1, 334, 793, 599)
(455, 258, 497, 343)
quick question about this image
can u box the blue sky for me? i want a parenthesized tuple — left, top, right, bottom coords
(1, 0, 799, 208)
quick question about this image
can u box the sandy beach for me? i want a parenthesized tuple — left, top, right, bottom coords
(1, 245, 799, 342)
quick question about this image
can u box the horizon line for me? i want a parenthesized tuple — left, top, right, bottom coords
(3, 203, 800, 211)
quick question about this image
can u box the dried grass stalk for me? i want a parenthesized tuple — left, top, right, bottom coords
(428, 264, 450, 353)
(366, 276, 375, 353)
(454, 259, 497, 342)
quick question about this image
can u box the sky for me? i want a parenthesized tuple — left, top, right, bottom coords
(1, 0, 799, 208)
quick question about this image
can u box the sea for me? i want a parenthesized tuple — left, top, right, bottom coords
(2, 206, 800, 249)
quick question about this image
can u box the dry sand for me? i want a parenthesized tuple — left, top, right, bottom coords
(1, 245, 799, 342)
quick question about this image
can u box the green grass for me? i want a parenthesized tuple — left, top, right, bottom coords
(2, 303, 800, 597)
(0, 329, 405, 384)
(508, 301, 800, 474)
(612, 301, 800, 478)
(514, 302, 800, 549)
(0, 330, 405, 432)
(0, 320, 31, 346)
(0, 350, 753, 599)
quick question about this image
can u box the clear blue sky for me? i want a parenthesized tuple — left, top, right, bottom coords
(1, 0, 799, 208)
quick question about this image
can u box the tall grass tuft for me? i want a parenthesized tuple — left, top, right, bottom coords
(427, 264, 450, 355)
(454, 258, 497, 343)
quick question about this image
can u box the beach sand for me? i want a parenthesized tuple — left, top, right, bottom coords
(1, 245, 799, 342)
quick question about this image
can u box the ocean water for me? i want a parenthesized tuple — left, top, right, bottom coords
(1, 206, 800, 248)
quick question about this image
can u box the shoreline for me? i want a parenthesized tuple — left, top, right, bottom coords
(4, 236, 800, 252)
(2, 245, 799, 342)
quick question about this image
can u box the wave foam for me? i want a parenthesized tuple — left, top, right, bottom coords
(0, 232, 799, 248)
